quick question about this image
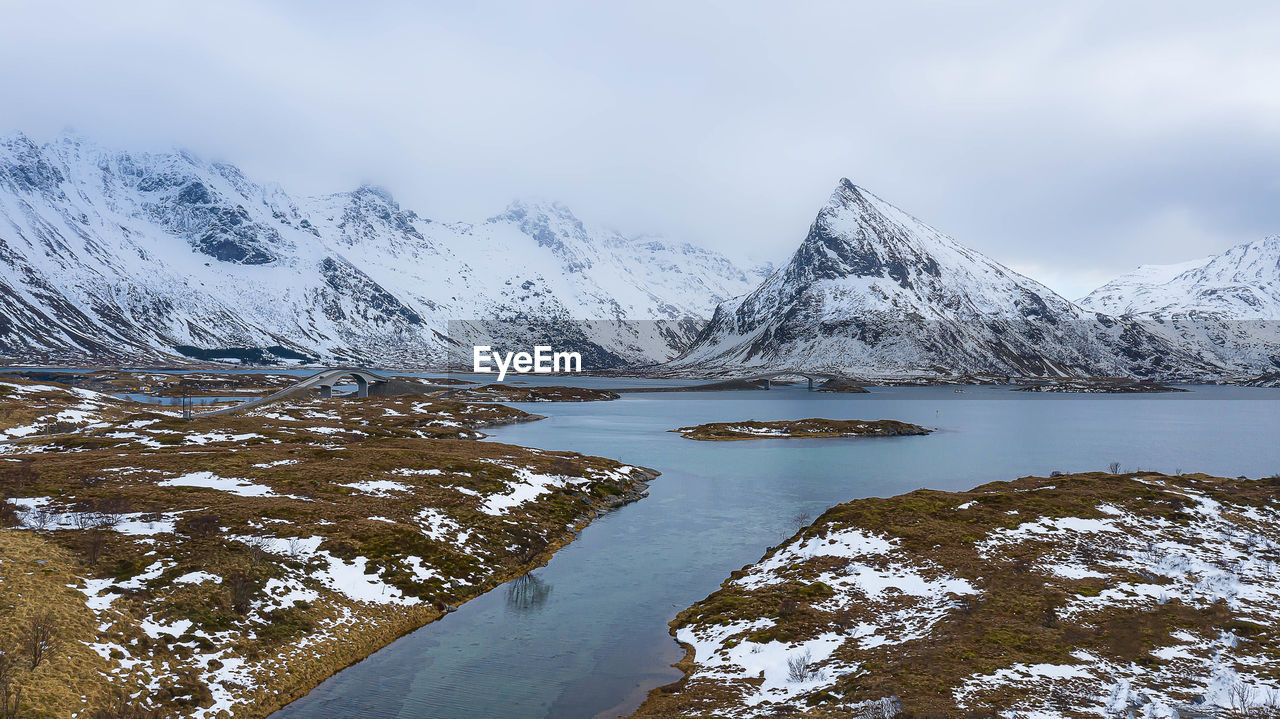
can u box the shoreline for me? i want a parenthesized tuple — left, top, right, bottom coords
(2, 365, 1272, 388)
(628, 471, 1280, 717)
(0, 376, 657, 719)
(262, 467, 657, 719)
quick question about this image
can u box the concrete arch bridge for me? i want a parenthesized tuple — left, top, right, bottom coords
(191, 368, 394, 418)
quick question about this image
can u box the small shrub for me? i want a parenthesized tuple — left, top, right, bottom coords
(244, 537, 268, 565)
(71, 506, 108, 531)
(0, 500, 17, 528)
(29, 505, 57, 531)
(97, 496, 133, 527)
(24, 613, 57, 670)
(0, 648, 20, 719)
(786, 649, 821, 682)
(227, 572, 258, 615)
(82, 531, 108, 566)
(791, 511, 812, 532)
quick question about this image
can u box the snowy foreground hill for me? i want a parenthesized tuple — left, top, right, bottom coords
(633, 472, 1280, 718)
(1078, 237, 1280, 376)
(673, 180, 1219, 380)
(0, 133, 764, 367)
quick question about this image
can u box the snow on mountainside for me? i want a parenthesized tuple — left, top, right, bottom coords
(1079, 237, 1280, 374)
(674, 179, 1211, 380)
(1080, 238, 1280, 319)
(0, 132, 761, 366)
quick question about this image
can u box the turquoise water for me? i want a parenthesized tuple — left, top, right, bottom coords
(267, 382, 1280, 719)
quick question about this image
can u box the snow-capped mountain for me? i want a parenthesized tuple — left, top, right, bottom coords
(1079, 237, 1280, 374)
(0, 132, 763, 367)
(674, 179, 1209, 379)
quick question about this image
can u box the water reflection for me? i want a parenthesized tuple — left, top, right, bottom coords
(505, 572, 552, 612)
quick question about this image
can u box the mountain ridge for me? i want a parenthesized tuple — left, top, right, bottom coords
(3, 132, 1276, 379)
(673, 179, 1216, 380)
(0, 132, 763, 367)
(1078, 236, 1280, 374)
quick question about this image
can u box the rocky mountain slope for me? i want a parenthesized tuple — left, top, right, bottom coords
(1078, 237, 1280, 375)
(0, 133, 764, 367)
(4, 131, 1274, 379)
(673, 180, 1209, 380)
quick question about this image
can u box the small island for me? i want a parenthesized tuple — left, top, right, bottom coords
(673, 418, 931, 441)
(813, 377, 869, 393)
(1015, 378, 1188, 393)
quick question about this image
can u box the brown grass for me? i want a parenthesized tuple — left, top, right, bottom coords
(631, 472, 1280, 718)
(673, 418, 931, 441)
(0, 529, 114, 717)
(0, 377, 654, 719)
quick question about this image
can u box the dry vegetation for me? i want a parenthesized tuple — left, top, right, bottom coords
(0, 375, 654, 719)
(673, 419, 931, 441)
(633, 472, 1280, 718)
(0, 530, 110, 718)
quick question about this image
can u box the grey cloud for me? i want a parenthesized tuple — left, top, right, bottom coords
(2, 0, 1277, 297)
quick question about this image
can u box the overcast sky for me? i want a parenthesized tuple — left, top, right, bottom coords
(3, 1, 1278, 298)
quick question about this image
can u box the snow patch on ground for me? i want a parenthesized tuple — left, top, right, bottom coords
(158, 471, 287, 498)
(477, 463, 586, 516)
(340, 479, 409, 497)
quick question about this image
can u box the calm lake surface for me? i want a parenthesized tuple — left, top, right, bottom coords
(270, 381, 1280, 719)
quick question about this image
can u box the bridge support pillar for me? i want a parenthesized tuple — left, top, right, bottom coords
(355, 376, 369, 398)
(319, 384, 332, 398)
(808, 377, 814, 391)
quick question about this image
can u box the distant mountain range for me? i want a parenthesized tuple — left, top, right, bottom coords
(1, 133, 1277, 379)
(1077, 236, 1280, 376)
(671, 180, 1222, 380)
(0, 132, 766, 366)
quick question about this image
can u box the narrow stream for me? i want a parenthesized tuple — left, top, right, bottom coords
(265, 381, 1280, 718)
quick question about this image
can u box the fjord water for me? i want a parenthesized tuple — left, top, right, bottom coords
(270, 382, 1280, 719)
